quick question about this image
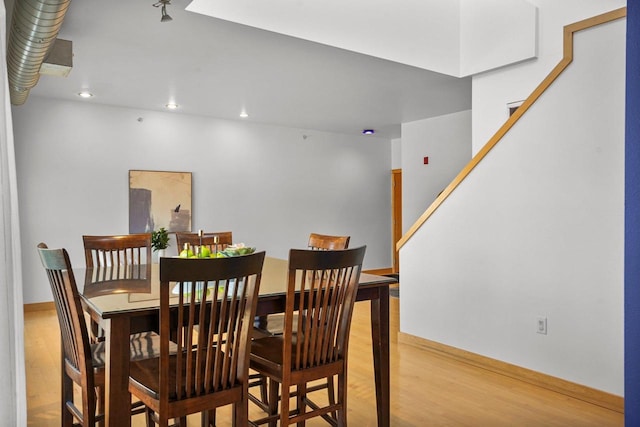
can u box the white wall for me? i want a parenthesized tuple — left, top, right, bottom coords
(13, 97, 392, 304)
(401, 110, 471, 233)
(401, 17, 625, 394)
(0, 2, 26, 423)
(391, 138, 401, 169)
(472, 0, 626, 154)
(459, 0, 537, 77)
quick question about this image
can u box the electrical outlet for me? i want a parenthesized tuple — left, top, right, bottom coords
(537, 317, 548, 335)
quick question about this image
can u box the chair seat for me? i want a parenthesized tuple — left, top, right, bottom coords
(253, 313, 301, 337)
(254, 311, 333, 338)
(129, 349, 239, 401)
(66, 332, 174, 399)
(250, 336, 343, 381)
(250, 337, 286, 373)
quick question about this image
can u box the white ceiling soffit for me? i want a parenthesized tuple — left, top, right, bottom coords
(459, 0, 538, 77)
(186, 0, 537, 78)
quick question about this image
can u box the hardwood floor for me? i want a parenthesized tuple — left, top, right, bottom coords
(25, 288, 623, 426)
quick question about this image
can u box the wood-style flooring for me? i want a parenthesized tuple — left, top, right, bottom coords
(25, 287, 623, 426)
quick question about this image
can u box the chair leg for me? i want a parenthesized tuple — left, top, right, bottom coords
(326, 375, 337, 420)
(145, 408, 154, 426)
(296, 383, 307, 427)
(96, 386, 105, 427)
(202, 409, 215, 426)
(268, 379, 279, 427)
(61, 370, 74, 427)
(280, 381, 290, 427)
(337, 372, 347, 427)
(233, 399, 249, 427)
(158, 412, 170, 427)
(82, 384, 97, 427)
(259, 375, 269, 405)
(249, 371, 269, 408)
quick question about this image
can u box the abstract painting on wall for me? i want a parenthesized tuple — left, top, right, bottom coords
(129, 170, 192, 233)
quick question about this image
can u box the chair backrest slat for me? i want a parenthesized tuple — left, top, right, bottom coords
(159, 252, 264, 402)
(284, 247, 365, 372)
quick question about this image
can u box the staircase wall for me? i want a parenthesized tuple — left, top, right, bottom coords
(399, 16, 625, 395)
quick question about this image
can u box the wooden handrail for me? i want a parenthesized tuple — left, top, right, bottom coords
(397, 7, 627, 251)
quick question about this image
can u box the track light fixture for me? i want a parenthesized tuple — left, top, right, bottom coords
(152, 0, 173, 22)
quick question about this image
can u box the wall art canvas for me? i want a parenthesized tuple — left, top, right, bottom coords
(129, 170, 192, 233)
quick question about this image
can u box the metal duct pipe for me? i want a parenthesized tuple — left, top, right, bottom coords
(6, 0, 71, 105)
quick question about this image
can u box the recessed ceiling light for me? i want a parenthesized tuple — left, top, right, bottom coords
(165, 103, 179, 110)
(362, 129, 375, 135)
(77, 91, 93, 98)
(239, 110, 249, 118)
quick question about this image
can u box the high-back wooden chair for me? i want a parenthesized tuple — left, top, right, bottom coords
(83, 233, 152, 267)
(128, 252, 265, 427)
(38, 243, 101, 426)
(250, 233, 352, 410)
(175, 231, 233, 255)
(82, 234, 153, 342)
(37, 243, 156, 426)
(249, 246, 366, 426)
(308, 233, 350, 251)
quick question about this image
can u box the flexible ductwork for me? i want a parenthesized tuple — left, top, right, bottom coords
(6, 0, 71, 105)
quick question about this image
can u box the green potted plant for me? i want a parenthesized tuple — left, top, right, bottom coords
(151, 227, 170, 261)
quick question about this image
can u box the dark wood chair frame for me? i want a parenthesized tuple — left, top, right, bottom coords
(37, 243, 151, 427)
(251, 233, 351, 414)
(249, 246, 366, 427)
(127, 252, 265, 427)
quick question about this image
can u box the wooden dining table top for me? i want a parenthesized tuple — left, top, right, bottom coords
(80, 256, 394, 318)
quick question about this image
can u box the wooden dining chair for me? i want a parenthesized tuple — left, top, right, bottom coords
(82, 234, 153, 343)
(128, 251, 266, 427)
(307, 233, 351, 251)
(249, 246, 366, 427)
(83, 233, 153, 267)
(37, 243, 161, 426)
(250, 233, 352, 413)
(175, 231, 232, 255)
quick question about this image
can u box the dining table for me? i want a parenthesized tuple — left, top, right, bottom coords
(79, 256, 396, 427)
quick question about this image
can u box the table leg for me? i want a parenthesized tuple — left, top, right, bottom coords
(370, 286, 390, 427)
(104, 316, 132, 427)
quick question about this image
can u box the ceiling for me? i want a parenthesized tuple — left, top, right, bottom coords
(20, 0, 471, 139)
